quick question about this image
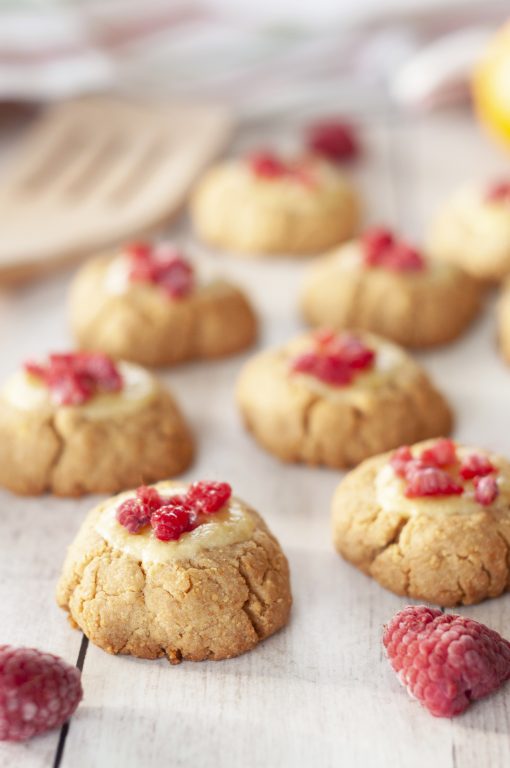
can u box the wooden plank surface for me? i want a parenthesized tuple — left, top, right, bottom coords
(1, 104, 510, 768)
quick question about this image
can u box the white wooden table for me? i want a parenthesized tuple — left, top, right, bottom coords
(1, 100, 510, 768)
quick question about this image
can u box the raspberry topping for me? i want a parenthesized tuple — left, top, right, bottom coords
(389, 440, 500, 506)
(248, 151, 315, 186)
(188, 481, 232, 514)
(24, 352, 123, 406)
(306, 119, 360, 163)
(383, 605, 510, 718)
(474, 475, 499, 506)
(150, 498, 196, 542)
(127, 241, 195, 299)
(116, 482, 232, 541)
(291, 331, 375, 387)
(485, 180, 510, 203)
(0, 645, 82, 741)
(361, 227, 425, 272)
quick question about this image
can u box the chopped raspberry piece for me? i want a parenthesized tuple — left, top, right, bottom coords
(291, 332, 375, 387)
(151, 497, 195, 541)
(23, 352, 123, 406)
(485, 181, 510, 203)
(361, 227, 425, 272)
(383, 605, 510, 717)
(460, 453, 495, 480)
(136, 485, 163, 512)
(116, 498, 151, 534)
(248, 151, 288, 179)
(420, 438, 457, 468)
(125, 241, 152, 260)
(0, 645, 82, 741)
(405, 466, 463, 498)
(474, 475, 499, 506)
(188, 481, 232, 514)
(390, 446, 413, 477)
(306, 119, 360, 163)
(127, 241, 195, 299)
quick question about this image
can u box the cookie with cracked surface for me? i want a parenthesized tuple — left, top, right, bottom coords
(70, 242, 257, 367)
(332, 439, 510, 606)
(190, 151, 359, 256)
(56, 481, 292, 663)
(236, 330, 452, 469)
(301, 228, 483, 348)
(427, 181, 510, 281)
(0, 353, 193, 496)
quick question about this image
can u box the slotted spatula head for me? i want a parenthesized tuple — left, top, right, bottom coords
(0, 96, 233, 281)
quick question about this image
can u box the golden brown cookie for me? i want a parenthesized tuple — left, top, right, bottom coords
(427, 181, 510, 281)
(236, 330, 452, 468)
(70, 242, 257, 367)
(0, 354, 193, 496)
(332, 439, 510, 606)
(190, 152, 359, 256)
(57, 480, 292, 662)
(301, 229, 483, 348)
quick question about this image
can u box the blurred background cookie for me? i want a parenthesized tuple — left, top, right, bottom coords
(191, 151, 359, 256)
(70, 241, 258, 367)
(427, 180, 510, 281)
(236, 329, 452, 468)
(0, 352, 193, 496)
(332, 438, 510, 606)
(301, 227, 483, 347)
(57, 480, 292, 662)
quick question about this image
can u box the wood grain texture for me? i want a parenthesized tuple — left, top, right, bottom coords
(1, 104, 510, 768)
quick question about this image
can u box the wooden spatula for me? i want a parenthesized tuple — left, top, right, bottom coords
(0, 96, 233, 281)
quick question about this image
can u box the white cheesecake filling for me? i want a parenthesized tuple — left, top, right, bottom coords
(2, 361, 156, 417)
(95, 485, 257, 564)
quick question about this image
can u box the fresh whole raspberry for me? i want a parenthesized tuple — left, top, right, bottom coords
(383, 605, 510, 717)
(420, 438, 457, 468)
(405, 466, 463, 498)
(474, 475, 499, 506)
(248, 151, 288, 179)
(485, 181, 510, 203)
(389, 446, 413, 477)
(150, 497, 195, 541)
(460, 453, 495, 480)
(0, 646, 82, 741)
(136, 485, 162, 512)
(116, 498, 151, 534)
(306, 119, 360, 163)
(187, 481, 232, 514)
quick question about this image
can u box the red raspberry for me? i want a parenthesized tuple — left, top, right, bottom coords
(420, 438, 457, 468)
(291, 332, 374, 387)
(333, 335, 376, 370)
(460, 453, 495, 480)
(128, 242, 194, 299)
(474, 475, 499, 506)
(291, 351, 353, 386)
(389, 445, 413, 477)
(156, 255, 194, 299)
(187, 481, 232, 514)
(383, 605, 510, 717)
(384, 243, 424, 272)
(23, 352, 123, 406)
(248, 151, 288, 179)
(485, 181, 510, 203)
(116, 498, 151, 534)
(405, 466, 463, 498)
(306, 119, 360, 163)
(125, 241, 152, 260)
(136, 485, 162, 512)
(0, 646, 82, 741)
(362, 227, 394, 265)
(73, 353, 123, 392)
(150, 497, 195, 541)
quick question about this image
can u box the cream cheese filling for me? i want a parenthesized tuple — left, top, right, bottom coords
(2, 361, 156, 417)
(95, 485, 257, 564)
(375, 447, 510, 517)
